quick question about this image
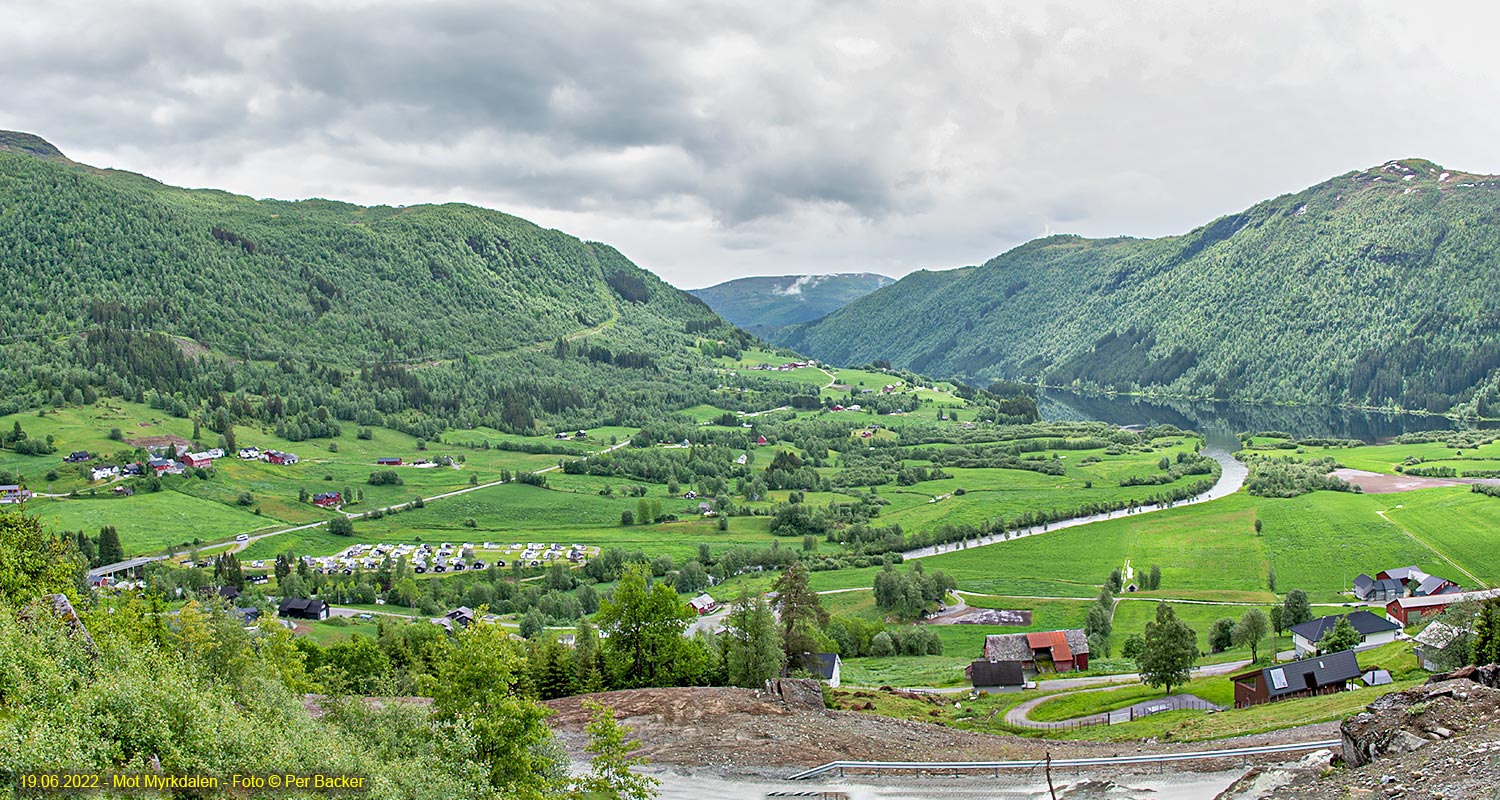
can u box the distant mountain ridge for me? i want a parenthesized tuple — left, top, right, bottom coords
(689, 272, 894, 336)
(0, 132, 769, 432)
(782, 159, 1500, 417)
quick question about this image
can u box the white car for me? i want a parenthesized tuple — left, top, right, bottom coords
(235, 534, 250, 542)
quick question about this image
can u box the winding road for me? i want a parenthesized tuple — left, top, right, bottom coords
(901, 443, 1248, 560)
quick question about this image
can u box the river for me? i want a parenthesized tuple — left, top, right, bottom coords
(902, 430, 1246, 560)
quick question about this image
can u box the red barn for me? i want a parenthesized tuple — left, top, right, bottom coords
(312, 492, 342, 508)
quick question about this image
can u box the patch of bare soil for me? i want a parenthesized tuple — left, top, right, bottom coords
(172, 337, 211, 361)
(124, 434, 191, 450)
(544, 681, 1338, 774)
(1332, 468, 1500, 494)
(940, 608, 1033, 626)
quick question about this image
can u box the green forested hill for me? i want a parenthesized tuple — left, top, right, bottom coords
(0, 133, 774, 435)
(781, 159, 1500, 416)
(689, 272, 893, 335)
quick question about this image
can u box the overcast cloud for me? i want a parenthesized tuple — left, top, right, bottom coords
(3, 1, 1497, 288)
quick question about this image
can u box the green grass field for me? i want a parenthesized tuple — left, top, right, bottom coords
(807, 488, 1471, 602)
(28, 491, 280, 556)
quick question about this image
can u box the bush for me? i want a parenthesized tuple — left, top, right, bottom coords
(368, 470, 403, 486)
(869, 631, 895, 657)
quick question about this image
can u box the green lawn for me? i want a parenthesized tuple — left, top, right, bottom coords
(1028, 675, 1235, 723)
(28, 490, 280, 556)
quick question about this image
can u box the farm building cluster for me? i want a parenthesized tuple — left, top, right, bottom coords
(57, 444, 302, 486)
(293, 541, 595, 576)
(1351, 564, 1499, 626)
(966, 628, 1090, 688)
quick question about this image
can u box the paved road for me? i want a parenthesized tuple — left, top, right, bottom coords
(687, 606, 730, 637)
(901, 444, 1248, 560)
(1003, 659, 1250, 729)
(223, 437, 632, 555)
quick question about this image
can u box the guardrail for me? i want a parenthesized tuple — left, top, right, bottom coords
(786, 739, 1342, 780)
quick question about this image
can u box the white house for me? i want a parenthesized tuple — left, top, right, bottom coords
(91, 466, 120, 481)
(806, 652, 842, 687)
(1290, 610, 1401, 656)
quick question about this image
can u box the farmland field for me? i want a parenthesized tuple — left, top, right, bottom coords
(805, 489, 1472, 602)
(28, 491, 280, 556)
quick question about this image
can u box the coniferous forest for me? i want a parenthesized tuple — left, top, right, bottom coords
(0, 135, 787, 437)
(782, 159, 1500, 417)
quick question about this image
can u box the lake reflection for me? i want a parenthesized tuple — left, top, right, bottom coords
(1039, 389, 1496, 443)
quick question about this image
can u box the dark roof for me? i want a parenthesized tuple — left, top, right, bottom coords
(1290, 611, 1400, 644)
(277, 598, 327, 616)
(1237, 649, 1361, 699)
(802, 652, 840, 680)
(1382, 566, 1427, 582)
(1353, 573, 1373, 590)
(969, 659, 1025, 687)
(217, 586, 241, 600)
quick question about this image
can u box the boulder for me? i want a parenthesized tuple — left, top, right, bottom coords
(764, 678, 827, 713)
(1426, 663, 1500, 689)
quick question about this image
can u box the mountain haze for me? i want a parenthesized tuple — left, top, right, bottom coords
(0, 132, 771, 432)
(783, 159, 1500, 417)
(689, 272, 893, 336)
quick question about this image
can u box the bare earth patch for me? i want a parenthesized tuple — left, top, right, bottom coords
(544, 684, 1336, 773)
(1332, 468, 1500, 494)
(940, 608, 1033, 626)
(124, 434, 192, 450)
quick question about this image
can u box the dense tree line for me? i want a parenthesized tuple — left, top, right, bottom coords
(783, 163, 1500, 417)
(1243, 455, 1356, 497)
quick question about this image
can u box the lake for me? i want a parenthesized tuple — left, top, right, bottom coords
(1038, 388, 1495, 443)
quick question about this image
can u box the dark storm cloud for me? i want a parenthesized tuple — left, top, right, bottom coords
(2, 1, 1498, 286)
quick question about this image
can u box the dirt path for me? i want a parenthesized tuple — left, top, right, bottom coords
(1375, 508, 1486, 588)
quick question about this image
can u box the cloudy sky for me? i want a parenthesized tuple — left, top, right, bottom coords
(4, 1, 1497, 289)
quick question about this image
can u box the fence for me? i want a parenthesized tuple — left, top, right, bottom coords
(786, 739, 1343, 781)
(1021, 693, 1224, 731)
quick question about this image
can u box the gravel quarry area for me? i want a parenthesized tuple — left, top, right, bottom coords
(544, 681, 1344, 799)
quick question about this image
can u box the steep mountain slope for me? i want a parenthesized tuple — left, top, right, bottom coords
(783, 160, 1500, 416)
(689, 272, 893, 335)
(0, 133, 773, 434)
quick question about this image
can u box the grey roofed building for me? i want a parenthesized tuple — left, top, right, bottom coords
(1380, 566, 1428, 583)
(1414, 574, 1458, 597)
(802, 652, 842, 687)
(1290, 610, 1400, 645)
(1353, 573, 1404, 602)
(1413, 620, 1470, 671)
(1233, 649, 1361, 707)
(1361, 669, 1393, 686)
